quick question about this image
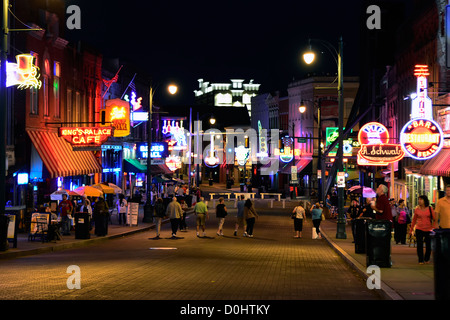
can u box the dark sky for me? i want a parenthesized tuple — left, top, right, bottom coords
(64, 0, 369, 105)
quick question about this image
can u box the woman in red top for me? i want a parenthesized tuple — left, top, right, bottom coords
(410, 195, 437, 264)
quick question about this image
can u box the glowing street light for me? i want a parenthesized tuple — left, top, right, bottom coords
(303, 51, 315, 65)
(168, 84, 178, 95)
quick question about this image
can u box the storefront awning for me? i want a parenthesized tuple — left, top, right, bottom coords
(420, 149, 450, 177)
(123, 159, 172, 175)
(27, 129, 102, 178)
(123, 159, 147, 173)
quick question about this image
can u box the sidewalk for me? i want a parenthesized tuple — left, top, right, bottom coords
(320, 219, 435, 300)
(0, 205, 178, 260)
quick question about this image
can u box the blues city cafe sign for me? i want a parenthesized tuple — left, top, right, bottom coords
(357, 122, 405, 166)
(399, 65, 443, 160)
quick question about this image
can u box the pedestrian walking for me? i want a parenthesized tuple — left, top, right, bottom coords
(216, 197, 228, 236)
(243, 199, 258, 237)
(194, 197, 209, 237)
(116, 194, 128, 225)
(179, 199, 188, 231)
(395, 199, 410, 245)
(435, 184, 450, 229)
(153, 198, 166, 239)
(166, 197, 183, 238)
(310, 202, 323, 239)
(410, 195, 437, 264)
(347, 199, 361, 242)
(93, 197, 109, 236)
(58, 194, 73, 236)
(291, 201, 306, 238)
(234, 195, 246, 236)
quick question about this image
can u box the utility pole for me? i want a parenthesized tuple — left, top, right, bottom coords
(0, 0, 9, 251)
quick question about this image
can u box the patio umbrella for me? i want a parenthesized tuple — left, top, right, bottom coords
(107, 183, 123, 194)
(348, 186, 376, 198)
(74, 186, 104, 197)
(50, 189, 81, 200)
(92, 183, 115, 194)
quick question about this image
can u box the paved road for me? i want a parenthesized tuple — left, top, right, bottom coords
(0, 207, 381, 301)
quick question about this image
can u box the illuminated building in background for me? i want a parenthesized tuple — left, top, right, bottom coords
(194, 78, 260, 118)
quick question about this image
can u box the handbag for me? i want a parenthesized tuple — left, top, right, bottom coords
(321, 213, 325, 221)
(291, 207, 297, 219)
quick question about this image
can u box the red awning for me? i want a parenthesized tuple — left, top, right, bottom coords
(420, 149, 450, 177)
(27, 129, 103, 178)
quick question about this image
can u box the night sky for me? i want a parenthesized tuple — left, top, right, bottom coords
(64, 0, 372, 105)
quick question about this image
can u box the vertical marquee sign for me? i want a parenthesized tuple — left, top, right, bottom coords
(400, 65, 443, 160)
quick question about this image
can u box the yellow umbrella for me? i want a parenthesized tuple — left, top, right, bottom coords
(107, 183, 123, 194)
(92, 183, 115, 194)
(74, 186, 104, 197)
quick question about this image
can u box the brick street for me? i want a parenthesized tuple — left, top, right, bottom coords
(0, 206, 381, 302)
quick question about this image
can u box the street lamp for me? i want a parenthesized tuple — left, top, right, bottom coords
(302, 37, 346, 239)
(143, 83, 178, 223)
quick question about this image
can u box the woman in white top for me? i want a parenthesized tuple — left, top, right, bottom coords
(292, 201, 306, 238)
(116, 194, 128, 225)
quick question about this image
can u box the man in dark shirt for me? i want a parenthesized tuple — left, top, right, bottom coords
(371, 184, 393, 222)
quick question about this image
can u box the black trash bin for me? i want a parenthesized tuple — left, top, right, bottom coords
(432, 228, 450, 300)
(0, 215, 10, 251)
(366, 219, 392, 267)
(74, 212, 90, 239)
(355, 218, 371, 253)
(240, 183, 245, 192)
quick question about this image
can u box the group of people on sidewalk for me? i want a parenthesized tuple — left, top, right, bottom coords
(345, 183, 450, 265)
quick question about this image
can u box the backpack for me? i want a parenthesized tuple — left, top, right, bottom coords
(397, 210, 407, 224)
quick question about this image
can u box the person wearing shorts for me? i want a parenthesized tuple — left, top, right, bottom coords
(194, 197, 209, 237)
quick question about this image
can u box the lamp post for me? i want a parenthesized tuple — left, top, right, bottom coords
(143, 84, 177, 223)
(303, 37, 346, 239)
(194, 113, 216, 189)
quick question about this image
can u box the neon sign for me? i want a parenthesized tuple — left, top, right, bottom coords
(279, 136, 294, 163)
(6, 54, 42, 89)
(59, 127, 112, 146)
(357, 122, 405, 166)
(162, 119, 187, 151)
(400, 65, 443, 160)
(103, 99, 130, 137)
(205, 133, 220, 168)
(400, 119, 443, 160)
(256, 121, 268, 158)
(165, 155, 182, 171)
(235, 145, 250, 166)
(124, 91, 142, 111)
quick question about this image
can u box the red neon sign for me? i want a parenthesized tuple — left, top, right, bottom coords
(357, 122, 404, 166)
(59, 127, 113, 146)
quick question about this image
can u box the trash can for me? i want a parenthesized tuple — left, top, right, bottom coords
(432, 228, 450, 300)
(240, 183, 245, 192)
(366, 219, 392, 267)
(74, 212, 90, 239)
(209, 179, 213, 186)
(355, 217, 371, 253)
(0, 215, 10, 251)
